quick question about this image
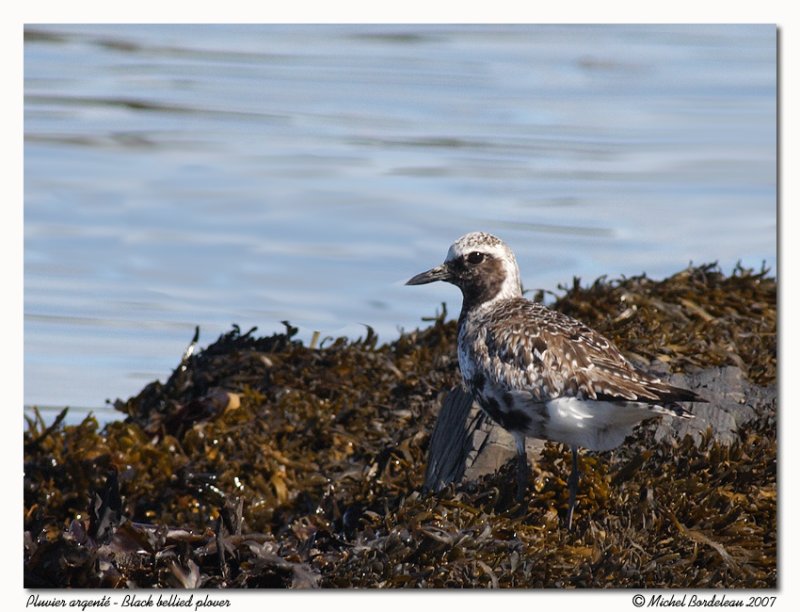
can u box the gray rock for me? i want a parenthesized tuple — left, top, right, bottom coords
(655, 365, 775, 446)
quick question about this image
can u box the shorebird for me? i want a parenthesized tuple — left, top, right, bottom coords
(407, 231, 705, 527)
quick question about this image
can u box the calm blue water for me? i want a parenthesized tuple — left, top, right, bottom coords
(24, 24, 776, 417)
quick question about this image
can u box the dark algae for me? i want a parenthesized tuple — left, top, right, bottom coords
(24, 263, 776, 588)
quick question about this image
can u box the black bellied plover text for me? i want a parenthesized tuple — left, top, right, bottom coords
(407, 231, 705, 528)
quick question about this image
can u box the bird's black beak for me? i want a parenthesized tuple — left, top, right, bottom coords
(406, 263, 450, 286)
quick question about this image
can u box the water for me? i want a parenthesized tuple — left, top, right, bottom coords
(24, 24, 776, 415)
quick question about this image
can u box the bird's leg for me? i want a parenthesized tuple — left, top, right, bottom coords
(567, 446, 580, 530)
(514, 434, 529, 503)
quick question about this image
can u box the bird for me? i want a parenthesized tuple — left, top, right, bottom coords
(406, 231, 705, 528)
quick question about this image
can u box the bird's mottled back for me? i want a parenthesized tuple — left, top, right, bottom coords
(459, 297, 702, 407)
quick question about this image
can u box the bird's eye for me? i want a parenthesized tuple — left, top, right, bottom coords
(467, 251, 485, 265)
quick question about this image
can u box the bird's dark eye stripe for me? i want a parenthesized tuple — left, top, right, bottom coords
(467, 251, 485, 264)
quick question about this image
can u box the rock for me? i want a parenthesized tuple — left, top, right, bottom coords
(655, 365, 775, 446)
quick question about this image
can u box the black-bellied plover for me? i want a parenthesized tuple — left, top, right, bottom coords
(407, 231, 705, 528)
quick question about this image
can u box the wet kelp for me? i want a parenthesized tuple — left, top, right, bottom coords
(24, 263, 776, 588)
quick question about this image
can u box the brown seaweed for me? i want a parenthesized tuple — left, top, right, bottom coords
(23, 263, 776, 588)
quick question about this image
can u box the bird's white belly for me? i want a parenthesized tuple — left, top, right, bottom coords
(540, 397, 661, 451)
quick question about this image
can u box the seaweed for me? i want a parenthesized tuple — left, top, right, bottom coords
(23, 264, 776, 588)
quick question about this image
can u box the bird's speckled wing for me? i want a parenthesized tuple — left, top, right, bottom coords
(467, 298, 703, 406)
